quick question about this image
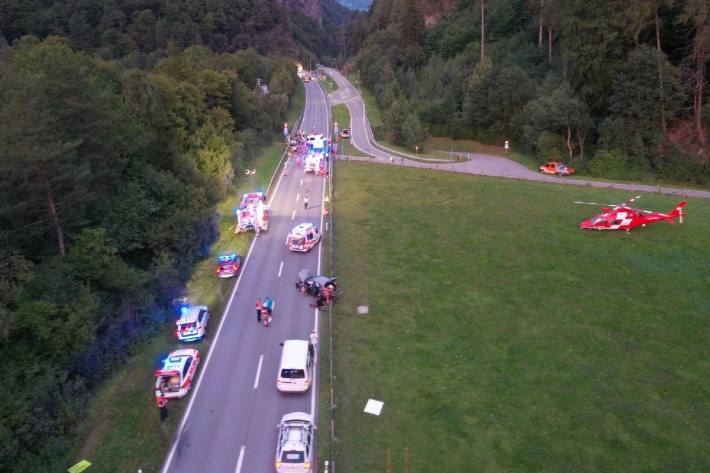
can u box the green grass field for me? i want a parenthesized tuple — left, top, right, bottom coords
(67, 85, 304, 472)
(331, 103, 366, 158)
(329, 162, 710, 472)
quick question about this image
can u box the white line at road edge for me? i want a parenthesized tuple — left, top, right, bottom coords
(253, 355, 264, 389)
(278, 261, 284, 278)
(161, 232, 257, 473)
(234, 446, 245, 473)
(311, 79, 329, 418)
(161, 103, 302, 473)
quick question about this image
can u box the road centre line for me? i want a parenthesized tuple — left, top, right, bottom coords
(296, 193, 300, 202)
(253, 355, 264, 389)
(300, 179, 303, 186)
(291, 209, 296, 221)
(234, 446, 245, 473)
(278, 261, 284, 278)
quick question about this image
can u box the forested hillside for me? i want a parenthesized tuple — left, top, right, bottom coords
(0, 32, 299, 473)
(349, 0, 710, 184)
(0, 0, 348, 65)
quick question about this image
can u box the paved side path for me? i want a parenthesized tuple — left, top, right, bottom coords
(324, 68, 710, 200)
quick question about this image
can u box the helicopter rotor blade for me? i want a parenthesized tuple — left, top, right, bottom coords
(574, 201, 614, 206)
(619, 195, 642, 207)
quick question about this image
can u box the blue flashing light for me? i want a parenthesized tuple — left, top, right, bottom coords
(180, 305, 189, 316)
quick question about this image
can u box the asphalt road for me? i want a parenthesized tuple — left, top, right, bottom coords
(325, 68, 710, 200)
(161, 81, 329, 473)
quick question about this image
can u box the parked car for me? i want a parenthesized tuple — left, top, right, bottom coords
(175, 306, 210, 342)
(275, 412, 314, 473)
(154, 349, 200, 407)
(216, 253, 241, 278)
(539, 160, 575, 176)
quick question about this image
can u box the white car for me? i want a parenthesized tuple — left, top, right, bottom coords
(154, 349, 200, 407)
(275, 412, 314, 472)
(175, 306, 210, 342)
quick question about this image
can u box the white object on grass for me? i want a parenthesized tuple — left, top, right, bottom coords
(364, 399, 384, 416)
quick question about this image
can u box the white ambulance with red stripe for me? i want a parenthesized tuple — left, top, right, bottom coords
(154, 349, 200, 407)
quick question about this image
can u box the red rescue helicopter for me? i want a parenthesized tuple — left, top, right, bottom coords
(576, 195, 686, 232)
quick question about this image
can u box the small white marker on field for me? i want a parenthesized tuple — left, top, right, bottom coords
(364, 399, 384, 416)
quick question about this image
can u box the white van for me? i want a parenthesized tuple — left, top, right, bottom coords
(277, 340, 315, 393)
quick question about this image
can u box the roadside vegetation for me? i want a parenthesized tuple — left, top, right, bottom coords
(0, 34, 301, 472)
(330, 162, 710, 472)
(66, 85, 304, 473)
(346, 0, 710, 186)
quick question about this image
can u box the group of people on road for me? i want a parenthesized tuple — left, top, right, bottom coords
(255, 297, 274, 327)
(311, 284, 333, 309)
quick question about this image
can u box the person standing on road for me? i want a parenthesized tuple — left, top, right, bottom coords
(310, 330, 319, 362)
(304, 194, 309, 210)
(310, 330, 319, 347)
(255, 298, 262, 323)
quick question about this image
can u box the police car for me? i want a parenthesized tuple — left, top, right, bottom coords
(275, 412, 314, 472)
(154, 349, 200, 407)
(216, 253, 241, 278)
(175, 305, 210, 342)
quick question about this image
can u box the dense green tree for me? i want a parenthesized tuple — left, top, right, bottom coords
(599, 46, 683, 160)
(525, 78, 591, 160)
(0, 33, 300, 471)
(0, 39, 125, 256)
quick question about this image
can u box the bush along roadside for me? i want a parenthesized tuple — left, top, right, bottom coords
(39, 70, 306, 473)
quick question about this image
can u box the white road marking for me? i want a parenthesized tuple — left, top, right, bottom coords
(300, 179, 303, 186)
(278, 261, 284, 278)
(291, 209, 296, 221)
(296, 193, 300, 202)
(253, 355, 264, 389)
(311, 84, 329, 418)
(234, 446, 245, 473)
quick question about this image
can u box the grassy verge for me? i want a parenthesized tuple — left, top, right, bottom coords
(317, 167, 335, 471)
(67, 84, 304, 473)
(323, 75, 339, 94)
(331, 162, 710, 472)
(348, 73, 382, 130)
(331, 103, 366, 158)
